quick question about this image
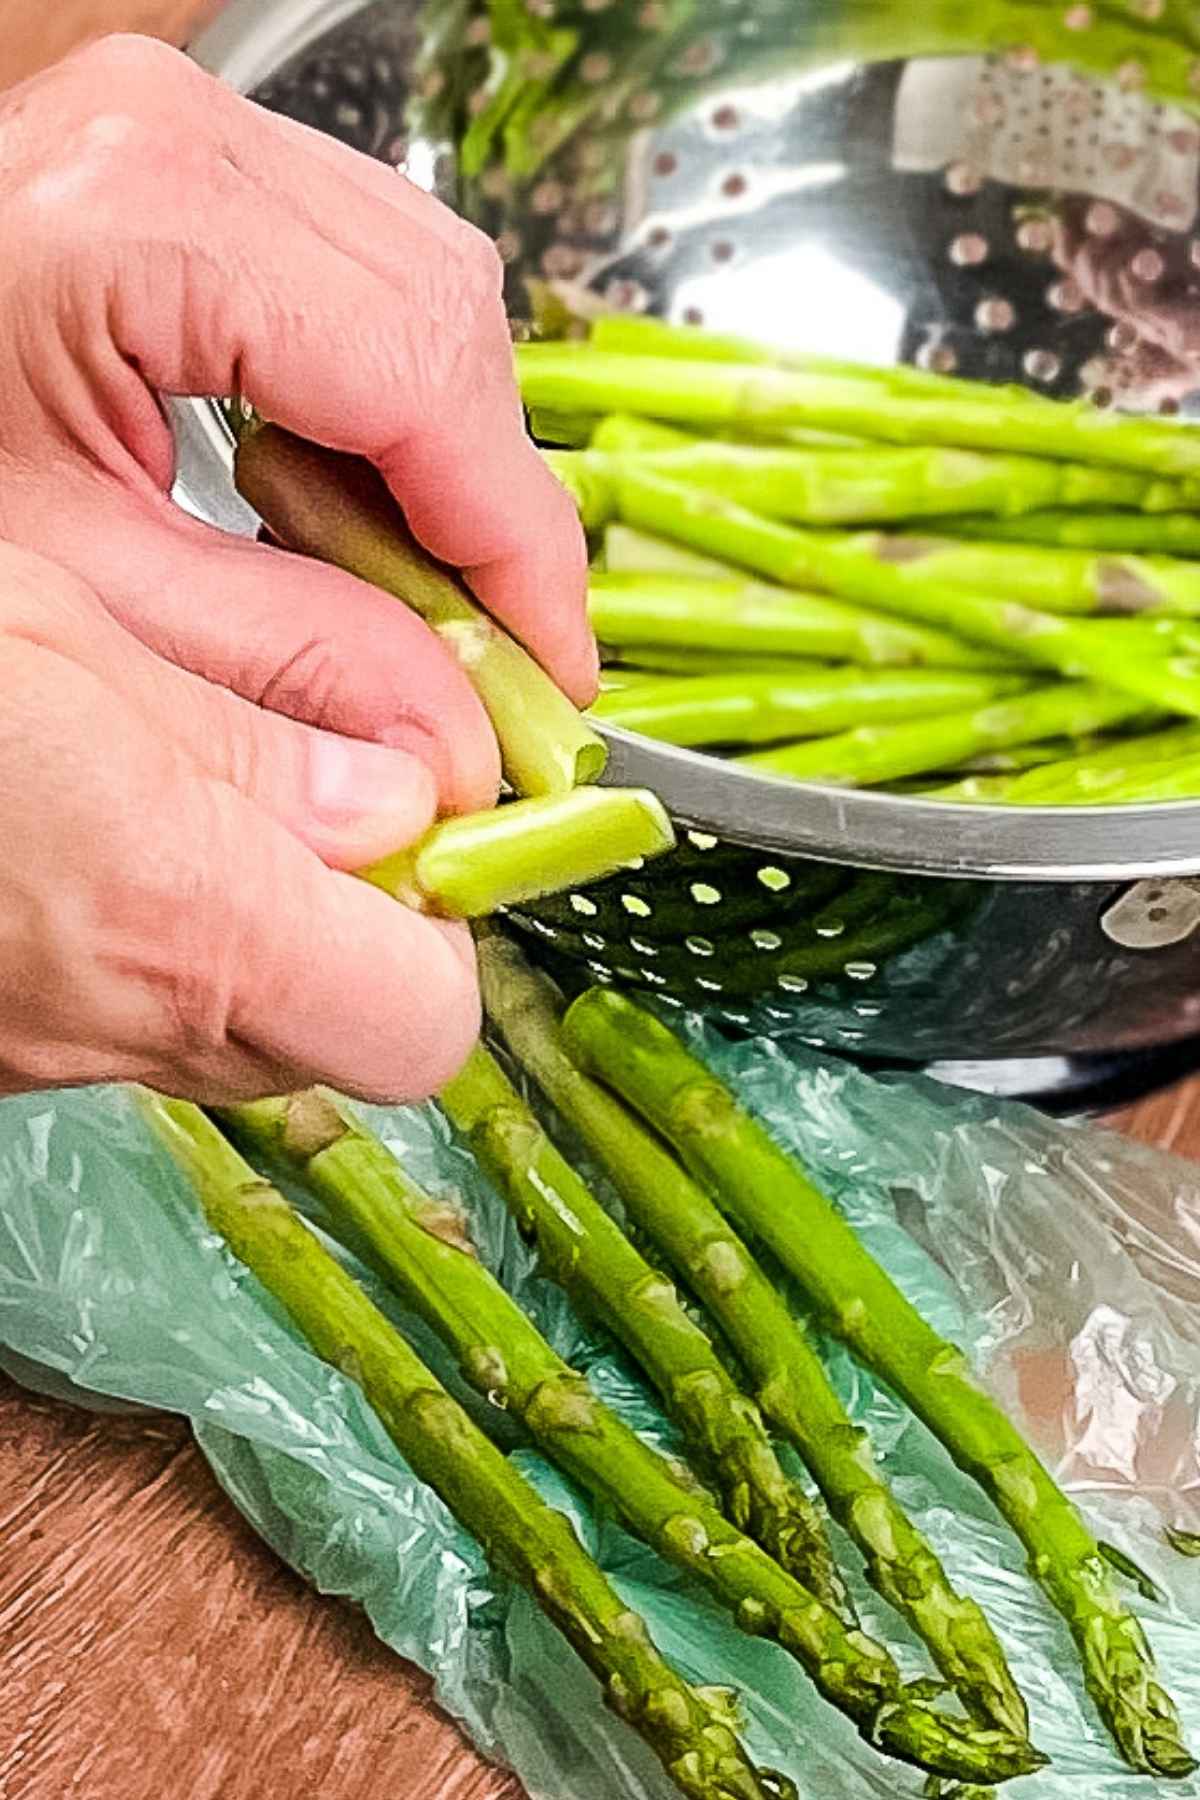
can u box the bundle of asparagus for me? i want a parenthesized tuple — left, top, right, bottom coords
(137, 959, 1195, 1790)
(519, 315, 1200, 806)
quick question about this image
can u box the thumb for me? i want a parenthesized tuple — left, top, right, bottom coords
(113, 618, 441, 871)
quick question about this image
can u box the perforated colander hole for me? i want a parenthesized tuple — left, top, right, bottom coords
(917, 340, 958, 373)
(582, 932, 607, 951)
(621, 893, 653, 918)
(587, 960, 614, 980)
(629, 936, 658, 957)
(723, 1012, 751, 1026)
(695, 977, 724, 993)
(949, 233, 988, 267)
(687, 830, 720, 851)
(854, 1002, 883, 1018)
(1023, 348, 1061, 383)
(570, 893, 599, 918)
(845, 961, 879, 982)
(686, 935, 715, 957)
(642, 969, 668, 986)
(944, 161, 983, 197)
(757, 866, 791, 893)
(975, 297, 1016, 333)
(691, 882, 723, 906)
(777, 974, 809, 994)
(750, 929, 783, 952)
(530, 919, 559, 940)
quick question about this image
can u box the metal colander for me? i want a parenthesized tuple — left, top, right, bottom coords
(183, 0, 1200, 1086)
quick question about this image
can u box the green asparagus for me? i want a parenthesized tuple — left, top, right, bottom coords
(739, 685, 1151, 788)
(139, 1091, 779, 1800)
(548, 443, 1198, 528)
(561, 992, 1196, 1781)
(949, 510, 1200, 557)
(220, 1090, 1042, 1786)
(516, 344, 1200, 478)
(441, 1040, 851, 1616)
(823, 531, 1200, 618)
(234, 419, 605, 796)
(478, 937, 1029, 1739)
(588, 571, 1025, 672)
(359, 787, 675, 918)
(932, 722, 1200, 805)
(591, 669, 1032, 749)
(594, 467, 1200, 715)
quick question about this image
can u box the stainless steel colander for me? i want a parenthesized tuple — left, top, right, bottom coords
(179, 0, 1200, 1103)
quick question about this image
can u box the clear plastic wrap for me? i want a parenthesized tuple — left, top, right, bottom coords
(1, 1026, 1199, 1799)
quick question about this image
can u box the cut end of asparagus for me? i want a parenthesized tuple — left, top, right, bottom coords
(359, 786, 676, 918)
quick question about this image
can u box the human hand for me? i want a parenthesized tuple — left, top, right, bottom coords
(0, 538, 485, 1103)
(0, 34, 595, 1103)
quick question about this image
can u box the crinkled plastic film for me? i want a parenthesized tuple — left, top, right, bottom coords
(2, 1027, 1200, 1799)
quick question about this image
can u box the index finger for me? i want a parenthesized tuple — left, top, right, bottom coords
(87, 46, 597, 702)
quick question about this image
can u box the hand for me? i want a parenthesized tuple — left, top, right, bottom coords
(0, 538, 484, 1103)
(0, 34, 595, 1103)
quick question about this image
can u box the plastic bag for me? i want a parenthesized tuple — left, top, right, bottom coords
(2, 1025, 1200, 1799)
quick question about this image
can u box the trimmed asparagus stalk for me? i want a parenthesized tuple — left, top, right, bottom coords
(828, 532, 1200, 619)
(515, 345, 1200, 478)
(598, 468, 1200, 715)
(592, 414, 866, 453)
(601, 647, 836, 679)
(221, 1090, 1041, 1787)
(139, 1092, 776, 1800)
(740, 685, 1150, 789)
(949, 510, 1200, 557)
(549, 444, 1196, 529)
(441, 1041, 852, 1617)
(359, 787, 674, 919)
(561, 994, 1196, 1782)
(589, 571, 1025, 673)
(233, 419, 606, 796)
(478, 938, 1029, 1740)
(590, 669, 1032, 750)
(933, 722, 1200, 805)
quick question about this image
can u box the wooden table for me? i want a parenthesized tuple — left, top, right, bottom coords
(0, 1083, 1193, 1800)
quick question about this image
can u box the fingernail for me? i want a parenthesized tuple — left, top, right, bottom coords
(308, 735, 434, 832)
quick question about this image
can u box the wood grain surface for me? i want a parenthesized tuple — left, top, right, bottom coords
(0, 1079, 1197, 1800)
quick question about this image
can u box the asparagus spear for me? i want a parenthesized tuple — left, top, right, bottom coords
(828, 532, 1200, 619)
(359, 787, 674, 918)
(233, 419, 606, 797)
(596, 468, 1200, 715)
(220, 1091, 1042, 1786)
(589, 571, 1025, 673)
(739, 685, 1151, 790)
(477, 937, 1029, 1740)
(549, 444, 1197, 529)
(950, 511, 1200, 557)
(138, 1092, 778, 1800)
(593, 415, 866, 453)
(590, 669, 1033, 750)
(600, 648, 837, 679)
(561, 993, 1196, 1781)
(441, 1042, 851, 1616)
(932, 722, 1200, 805)
(515, 345, 1200, 478)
